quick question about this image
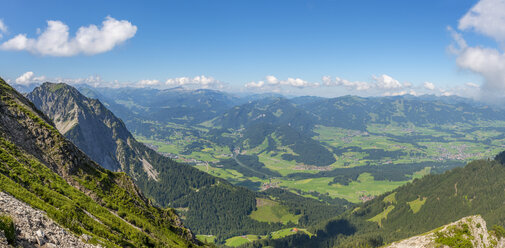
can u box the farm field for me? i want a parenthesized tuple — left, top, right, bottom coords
(222, 228, 313, 247)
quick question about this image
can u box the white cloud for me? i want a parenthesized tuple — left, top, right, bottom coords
(279, 78, 313, 88)
(322, 76, 371, 91)
(138, 79, 161, 87)
(373, 74, 403, 89)
(465, 82, 480, 88)
(245, 81, 265, 88)
(245, 74, 448, 96)
(15, 72, 34, 84)
(445, 0, 505, 101)
(423, 82, 436, 90)
(245, 76, 318, 91)
(459, 0, 505, 42)
(0, 19, 7, 39)
(164, 75, 225, 89)
(15, 71, 46, 85)
(0, 16, 137, 56)
(265, 75, 278, 84)
(383, 90, 418, 97)
(447, 26, 467, 54)
(456, 46, 505, 92)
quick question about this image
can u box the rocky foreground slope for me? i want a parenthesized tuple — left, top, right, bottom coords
(0, 192, 98, 248)
(386, 215, 505, 248)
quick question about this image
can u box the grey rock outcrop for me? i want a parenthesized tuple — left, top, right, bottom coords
(386, 215, 504, 248)
(0, 191, 99, 248)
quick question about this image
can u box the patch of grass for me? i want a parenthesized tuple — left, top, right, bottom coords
(383, 192, 396, 204)
(225, 235, 260, 247)
(368, 205, 395, 227)
(0, 215, 15, 245)
(196, 235, 216, 244)
(249, 198, 300, 224)
(408, 197, 427, 214)
(492, 225, 505, 239)
(270, 228, 312, 239)
(434, 223, 473, 248)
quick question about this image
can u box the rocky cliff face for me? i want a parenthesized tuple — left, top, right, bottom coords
(28, 83, 165, 180)
(28, 83, 129, 172)
(386, 215, 505, 248)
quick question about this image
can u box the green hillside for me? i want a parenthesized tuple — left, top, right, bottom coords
(244, 152, 505, 247)
(0, 78, 199, 247)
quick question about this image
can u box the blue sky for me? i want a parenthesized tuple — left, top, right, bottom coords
(1, 0, 503, 98)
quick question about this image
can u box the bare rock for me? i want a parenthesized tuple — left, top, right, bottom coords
(0, 191, 100, 248)
(386, 215, 505, 248)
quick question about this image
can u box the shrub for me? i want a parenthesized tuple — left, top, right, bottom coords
(0, 215, 15, 245)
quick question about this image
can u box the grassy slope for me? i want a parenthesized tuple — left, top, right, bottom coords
(0, 79, 197, 247)
(249, 198, 300, 224)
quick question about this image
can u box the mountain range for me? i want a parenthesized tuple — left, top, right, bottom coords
(5, 79, 505, 247)
(26, 82, 351, 242)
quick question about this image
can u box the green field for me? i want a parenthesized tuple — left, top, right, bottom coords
(368, 205, 395, 227)
(223, 228, 313, 247)
(196, 235, 216, 244)
(225, 235, 261, 247)
(408, 197, 427, 214)
(249, 198, 300, 224)
(278, 173, 407, 203)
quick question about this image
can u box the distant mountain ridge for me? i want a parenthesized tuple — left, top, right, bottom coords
(79, 86, 505, 168)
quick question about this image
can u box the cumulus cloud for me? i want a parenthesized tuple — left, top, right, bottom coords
(245, 80, 265, 88)
(459, 0, 505, 42)
(322, 76, 372, 91)
(372, 74, 403, 89)
(164, 75, 225, 89)
(423, 82, 436, 90)
(15, 71, 46, 85)
(448, 0, 505, 100)
(265, 75, 278, 84)
(244, 74, 447, 96)
(138, 79, 161, 87)
(383, 90, 418, 97)
(0, 16, 137, 56)
(245, 75, 319, 91)
(456, 46, 505, 92)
